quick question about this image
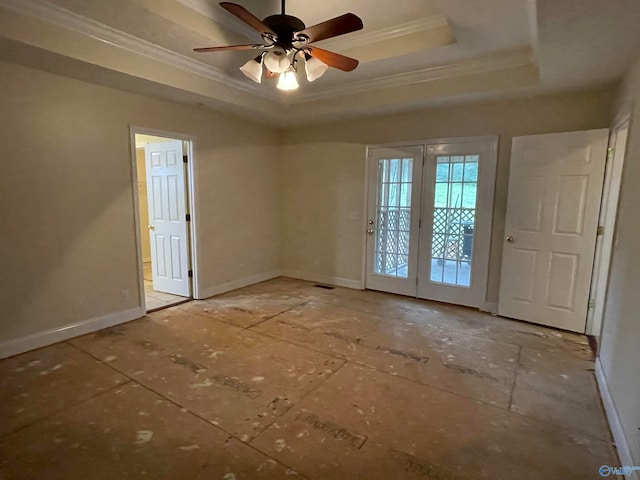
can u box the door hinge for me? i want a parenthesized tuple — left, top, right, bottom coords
(419, 218, 422, 228)
(607, 148, 614, 162)
(183, 155, 188, 163)
(186, 214, 191, 222)
(597, 225, 604, 236)
(188, 270, 193, 278)
(588, 299, 596, 309)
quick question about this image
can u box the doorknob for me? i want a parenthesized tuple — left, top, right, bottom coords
(505, 236, 514, 243)
(367, 229, 374, 235)
(148, 225, 155, 230)
(368, 219, 374, 225)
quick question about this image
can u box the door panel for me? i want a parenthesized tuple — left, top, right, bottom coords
(498, 130, 608, 332)
(417, 141, 497, 307)
(366, 146, 424, 296)
(145, 141, 191, 297)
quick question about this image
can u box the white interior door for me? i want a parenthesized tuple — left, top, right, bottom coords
(145, 141, 191, 297)
(417, 140, 497, 307)
(498, 129, 608, 332)
(365, 146, 424, 296)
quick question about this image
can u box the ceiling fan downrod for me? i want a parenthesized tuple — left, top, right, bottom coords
(281, 0, 285, 15)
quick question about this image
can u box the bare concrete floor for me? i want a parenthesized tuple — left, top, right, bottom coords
(0, 278, 617, 479)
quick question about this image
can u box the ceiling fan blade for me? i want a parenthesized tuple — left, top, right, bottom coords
(296, 13, 363, 43)
(306, 46, 359, 72)
(220, 2, 276, 36)
(193, 44, 264, 52)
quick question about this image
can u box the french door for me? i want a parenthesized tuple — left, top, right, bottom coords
(365, 146, 424, 296)
(365, 138, 497, 307)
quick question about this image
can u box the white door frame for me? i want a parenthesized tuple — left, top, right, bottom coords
(129, 125, 200, 311)
(362, 135, 498, 306)
(587, 112, 631, 337)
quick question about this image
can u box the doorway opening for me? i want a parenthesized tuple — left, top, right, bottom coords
(131, 129, 197, 312)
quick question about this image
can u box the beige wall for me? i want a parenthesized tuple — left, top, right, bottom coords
(281, 89, 614, 302)
(599, 55, 640, 465)
(0, 60, 281, 344)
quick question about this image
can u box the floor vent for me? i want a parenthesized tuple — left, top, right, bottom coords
(313, 284, 335, 290)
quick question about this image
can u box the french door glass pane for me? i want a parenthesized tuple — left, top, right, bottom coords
(429, 155, 479, 287)
(374, 158, 413, 278)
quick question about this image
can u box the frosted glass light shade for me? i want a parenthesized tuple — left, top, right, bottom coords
(263, 49, 290, 74)
(239, 57, 262, 83)
(305, 56, 328, 82)
(277, 71, 299, 91)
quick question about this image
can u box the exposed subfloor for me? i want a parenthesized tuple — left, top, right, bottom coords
(0, 278, 617, 479)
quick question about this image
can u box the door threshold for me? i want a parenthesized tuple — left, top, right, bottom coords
(146, 298, 191, 313)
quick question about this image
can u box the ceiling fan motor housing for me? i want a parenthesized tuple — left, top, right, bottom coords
(263, 14, 306, 48)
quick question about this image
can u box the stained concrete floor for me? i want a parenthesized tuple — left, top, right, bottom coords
(0, 278, 617, 480)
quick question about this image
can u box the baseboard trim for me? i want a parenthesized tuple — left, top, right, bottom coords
(0, 307, 145, 360)
(480, 302, 498, 314)
(197, 270, 283, 299)
(281, 269, 364, 290)
(595, 357, 638, 478)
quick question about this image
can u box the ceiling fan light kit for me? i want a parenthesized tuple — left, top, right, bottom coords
(277, 70, 299, 91)
(193, 1, 363, 91)
(239, 55, 263, 83)
(305, 55, 329, 82)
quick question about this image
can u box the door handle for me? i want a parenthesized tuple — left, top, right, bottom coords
(148, 225, 155, 230)
(368, 219, 374, 225)
(367, 229, 374, 235)
(505, 236, 514, 243)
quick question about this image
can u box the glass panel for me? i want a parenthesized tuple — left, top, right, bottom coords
(374, 157, 413, 278)
(402, 158, 412, 182)
(448, 183, 463, 208)
(434, 183, 449, 207)
(432, 209, 447, 234)
(389, 182, 400, 208)
(462, 183, 477, 208)
(463, 160, 478, 182)
(379, 159, 387, 183)
(430, 259, 444, 283)
(400, 183, 411, 207)
(451, 162, 464, 182)
(389, 159, 401, 182)
(436, 163, 449, 182)
(428, 154, 478, 288)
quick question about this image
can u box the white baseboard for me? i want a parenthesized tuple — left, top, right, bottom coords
(281, 269, 364, 290)
(480, 302, 498, 314)
(197, 270, 283, 299)
(0, 307, 144, 360)
(595, 357, 639, 479)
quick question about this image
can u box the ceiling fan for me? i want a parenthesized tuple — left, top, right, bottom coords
(193, 1, 364, 90)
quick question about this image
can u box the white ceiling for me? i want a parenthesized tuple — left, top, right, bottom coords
(0, 0, 639, 126)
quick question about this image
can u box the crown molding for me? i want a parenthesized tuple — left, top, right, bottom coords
(318, 15, 451, 52)
(290, 49, 535, 103)
(174, 0, 258, 40)
(0, 0, 279, 101)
